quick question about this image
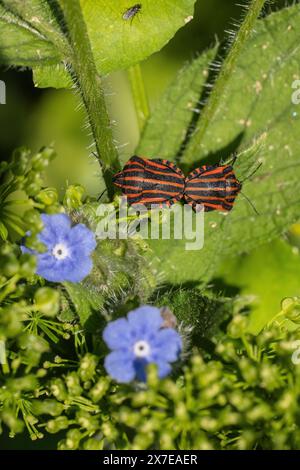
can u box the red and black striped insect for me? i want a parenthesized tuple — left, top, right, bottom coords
(113, 155, 185, 208)
(184, 158, 242, 212)
(113, 154, 259, 213)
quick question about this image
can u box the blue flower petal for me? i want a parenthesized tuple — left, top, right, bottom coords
(127, 306, 163, 337)
(60, 255, 93, 282)
(134, 358, 148, 382)
(151, 328, 182, 363)
(68, 224, 96, 255)
(20, 244, 34, 255)
(21, 213, 96, 283)
(41, 213, 71, 240)
(104, 350, 135, 383)
(134, 359, 171, 382)
(103, 318, 133, 350)
(156, 360, 172, 379)
(36, 255, 62, 282)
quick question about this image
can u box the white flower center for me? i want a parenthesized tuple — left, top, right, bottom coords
(133, 340, 151, 358)
(52, 243, 69, 260)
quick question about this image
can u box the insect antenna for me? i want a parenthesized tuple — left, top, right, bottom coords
(229, 151, 238, 166)
(97, 188, 108, 201)
(240, 191, 259, 215)
(240, 162, 262, 183)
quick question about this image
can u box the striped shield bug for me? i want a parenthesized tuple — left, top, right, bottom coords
(113, 156, 185, 208)
(184, 162, 241, 212)
(184, 154, 261, 213)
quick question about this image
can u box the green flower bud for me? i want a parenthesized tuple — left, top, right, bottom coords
(64, 185, 85, 209)
(7, 375, 38, 393)
(227, 314, 248, 338)
(32, 399, 64, 417)
(76, 411, 99, 432)
(40, 146, 56, 162)
(83, 437, 104, 450)
(19, 253, 36, 278)
(246, 403, 272, 423)
(12, 147, 31, 175)
(50, 379, 68, 401)
(46, 416, 70, 434)
(281, 297, 300, 323)
(63, 429, 82, 450)
(78, 353, 98, 382)
(34, 287, 60, 317)
(0, 243, 13, 256)
(35, 188, 58, 206)
(0, 254, 19, 277)
(65, 372, 82, 396)
(118, 407, 140, 427)
(31, 151, 51, 171)
(89, 378, 110, 403)
(0, 305, 23, 337)
(25, 173, 43, 196)
(1, 409, 24, 434)
(23, 209, 43, 232)
(102, 421, 118, 441)
(239, 357, 258, 384)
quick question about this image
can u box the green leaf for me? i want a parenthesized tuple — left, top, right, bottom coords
(0, 221, 8, 240)
(80, 0, 196, 74)
(137, 47, 218, 158)
(33, 64, 72, 89)
(217, 238, 300, 334)
(155, 288, 232, 346)
(62, 282, 105, 330)
(139, 5, 300, 284)
(0, 0, 196, 88)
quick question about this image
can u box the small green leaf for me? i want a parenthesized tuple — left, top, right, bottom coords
(33, 65, 72, 89)
(62, 282, 105, 330)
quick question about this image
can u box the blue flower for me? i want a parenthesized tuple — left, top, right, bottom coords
(21, 213, 96, 283)
(103, 306, 182, 383)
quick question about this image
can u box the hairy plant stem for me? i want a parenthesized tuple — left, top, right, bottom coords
(59, 0, 121, 198)
(128, 64, 150, 132)
(182, 0, 266, 164)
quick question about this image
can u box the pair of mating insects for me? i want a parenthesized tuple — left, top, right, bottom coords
(113, 155, 260, 213)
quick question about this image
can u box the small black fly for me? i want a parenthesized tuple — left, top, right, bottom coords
(123, 4, 142, 22)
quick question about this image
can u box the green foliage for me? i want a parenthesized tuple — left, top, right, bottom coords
(111, 320, 300, 450)
(217, 238, 300, 334)
(2, 0, 300, 452)
(0, 2, 63, 67)
(0, 146, 57, 241)
(80, 0, 196, 76)
(138, 47, 218, 157)
(3, 308, 299, 450)
(154, 287, 233, 346)
(0, 0, 196, 84)
(139, 4, 300, 284)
